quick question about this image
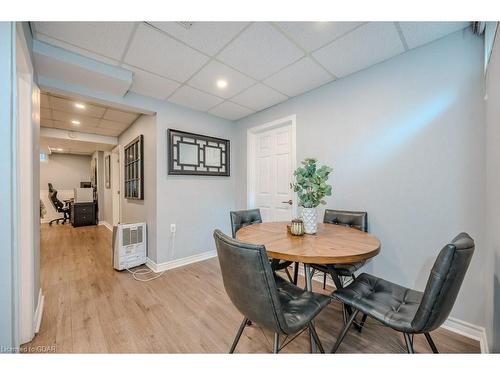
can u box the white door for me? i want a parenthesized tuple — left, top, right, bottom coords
(249, 116, 296, 222)
(111, 146, 121, 226)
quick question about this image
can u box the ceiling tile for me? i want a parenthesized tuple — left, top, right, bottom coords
(40, 119, 54, 127)
(41, 107, 52, 119)
(50, 96, 106, 118)
(312, 22, 405, 78)
(125, 65, 181, 100)
(33, 33, 121, 66)
(98, 119, 130, 131)
(33, 22, 136, 60)
(208, 101, 254, 120)
(264, 57, 333, 97)
(231, 83, 288, 111)
(124, 23, 209, 82)
(103, 109, 139, 124)
(40, 93, 50, 108)
(51, 112, 100, 127)
(217, 22, 304, 80)
(148, 22, 249, 55)
(51, 119, 93, 132)
(399, 22, 470, 49)
(275, 22, 364, 52)
(168, 86, 224, 112)
(188, 60, 256, 99)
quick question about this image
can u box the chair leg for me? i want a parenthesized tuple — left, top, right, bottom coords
(284, 267, 294, 283)
(331, 309, 359, 353)
(424, 332, 439, 353)
(273, 332, 280, 353)
(293, 262, 299, 285)
(358, 314, 368, 332)
(403, 333, 414, 354)
(308, 323, 325, 353)
(229, 317, 249, 353)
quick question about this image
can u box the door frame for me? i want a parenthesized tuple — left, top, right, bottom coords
(111, 145, 122, 226)
(247, 114, 297, 219)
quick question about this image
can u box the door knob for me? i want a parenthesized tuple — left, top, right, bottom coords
(282, 199, 292, 205)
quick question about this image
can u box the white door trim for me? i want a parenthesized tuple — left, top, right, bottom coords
(111, 145, 121, 226)
(247, 115, 297, 218)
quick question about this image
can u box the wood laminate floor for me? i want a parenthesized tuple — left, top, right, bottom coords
(23, 224, 480, 353)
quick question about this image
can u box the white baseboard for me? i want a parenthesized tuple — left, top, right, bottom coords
(98, 221, 113, 231)
(441, 317, 489, 353)
(146, 250, 217, 273)
(33, 289, 44, 334)
(295, 267, 489, 352)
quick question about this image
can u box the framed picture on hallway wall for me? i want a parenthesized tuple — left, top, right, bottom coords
(167, 129, 230, 176)
(105, 155, 111, 189)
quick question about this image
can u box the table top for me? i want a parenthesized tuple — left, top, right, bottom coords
(235, 222, 381, 264)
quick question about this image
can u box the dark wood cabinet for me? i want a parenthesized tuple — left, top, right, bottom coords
(71, 202, 97, 227)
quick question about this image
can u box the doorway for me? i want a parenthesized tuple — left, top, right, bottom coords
(247, 115, 297, 222)
(111, 145, 121, 226)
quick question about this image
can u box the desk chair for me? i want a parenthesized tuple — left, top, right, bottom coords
(48, 183, 70, 225)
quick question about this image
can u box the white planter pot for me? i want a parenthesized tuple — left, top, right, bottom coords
(301, 207, 318, 234)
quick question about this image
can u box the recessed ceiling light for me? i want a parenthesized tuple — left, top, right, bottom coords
(216, 79, 228, 89)
(71, 120, 81, 125)
(74, 103, 86, 109)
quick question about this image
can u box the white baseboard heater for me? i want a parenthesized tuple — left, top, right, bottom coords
(113, 222, 147, 270)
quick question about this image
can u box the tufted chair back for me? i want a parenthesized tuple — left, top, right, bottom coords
(230, 209, 262, 238)
(323, 209, 368, 232)
(412, 232, 474, 333)
(213, 229, 289, 334)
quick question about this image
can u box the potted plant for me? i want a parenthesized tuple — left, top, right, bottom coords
(291, 158, 332, 234)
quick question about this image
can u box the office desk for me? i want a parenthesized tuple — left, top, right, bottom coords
(71, 202, 97, 227)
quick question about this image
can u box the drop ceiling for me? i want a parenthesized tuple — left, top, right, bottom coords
(31, 21, 471, 121)
(40, 91, 142, 137)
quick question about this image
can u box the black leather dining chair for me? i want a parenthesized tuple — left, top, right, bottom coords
(330, 232, 474, 353)
(230, 209, 298, 284)
(312, 209, 368, 289)
(214, 229, 331, 353)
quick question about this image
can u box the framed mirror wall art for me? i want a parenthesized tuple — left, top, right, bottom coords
(168, 129, 230, 176)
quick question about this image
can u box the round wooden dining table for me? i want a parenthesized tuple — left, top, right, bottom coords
(236, 221, 381, 352)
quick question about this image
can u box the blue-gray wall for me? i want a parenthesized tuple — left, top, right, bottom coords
(236, 29, 488, 330)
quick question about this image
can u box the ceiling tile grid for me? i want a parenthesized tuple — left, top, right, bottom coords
(32, 22, 472, 120)
(231, 83, 288, 111)
(263, 57, 333, 97)
(123, 23, 210, 82)
(40, 92, 141, 137)
(217, 22, 305, 80)
(168, 85, 224, 112)
(33, 22, 137, 61)
(208, 101, 254, 121)
(312, 22, 406, 78)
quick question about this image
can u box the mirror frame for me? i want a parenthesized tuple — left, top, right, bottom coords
(167, 129, 230, 176)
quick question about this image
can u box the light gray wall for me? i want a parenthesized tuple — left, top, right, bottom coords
(0, 21, 16, 350)
(485, 29, 500, 352)
(118, 114, 158, 260)
(40, 153, 91, 190)
(155, 105, 238, 264)
(236, 29, 487, 328)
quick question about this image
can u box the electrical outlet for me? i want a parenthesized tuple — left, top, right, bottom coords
(170, 224, 176, 233)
